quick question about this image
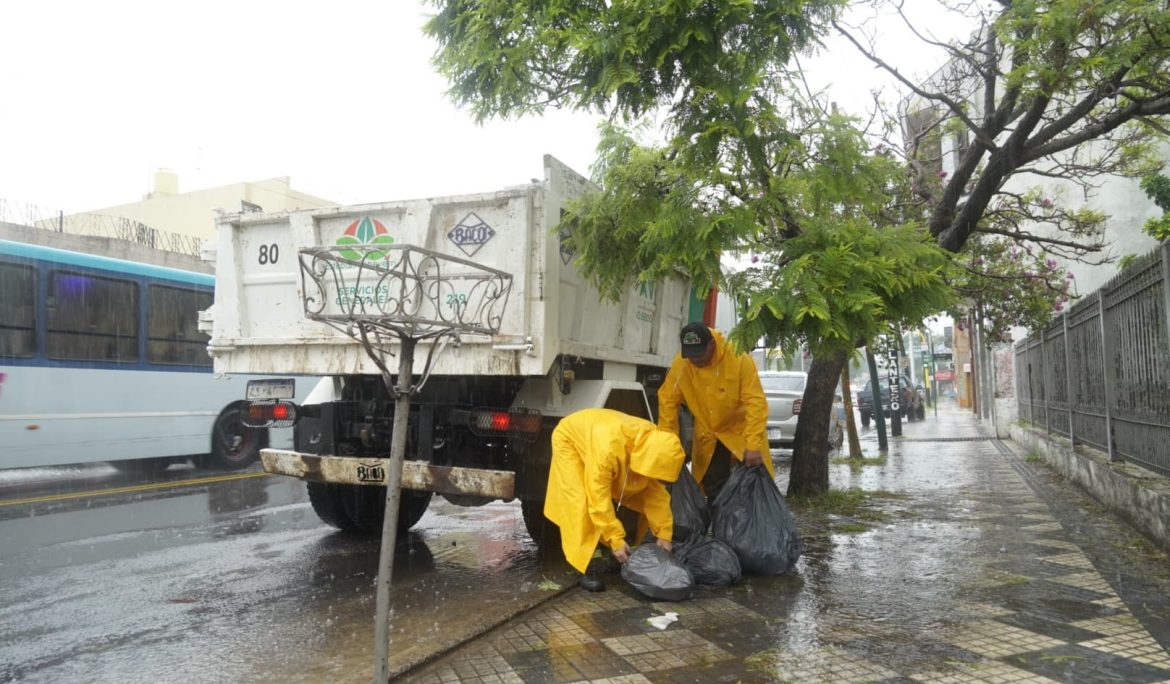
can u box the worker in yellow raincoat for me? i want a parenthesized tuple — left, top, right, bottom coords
(543, 408, 686, 591)
(658, 322, 774, 500)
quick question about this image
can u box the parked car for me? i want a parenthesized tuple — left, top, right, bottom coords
(856, 374, 926, 427)
(760, 371, 844, 450)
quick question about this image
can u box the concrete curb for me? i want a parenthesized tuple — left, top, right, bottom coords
(1010, 423, 1170, 553)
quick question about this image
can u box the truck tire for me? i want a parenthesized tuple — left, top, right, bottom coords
(207, 402, 267, 470)
(917, 405, 926, 420)
(339, 484, 433, 535)
(860, 410, 871, 428)
(307, 482, 362, 531)
(520, 498, 561, 552)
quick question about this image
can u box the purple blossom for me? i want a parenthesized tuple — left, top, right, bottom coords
(1041, 198, 1053, 208)
(751, 255, 760, 264)
(1046, 258, 1057, 268)
(974, 257, 984, 266)
(938, 170, 948, 178)
(1066, 272, 1075, 280)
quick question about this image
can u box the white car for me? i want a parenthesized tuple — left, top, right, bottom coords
(760, 371, 844, 450)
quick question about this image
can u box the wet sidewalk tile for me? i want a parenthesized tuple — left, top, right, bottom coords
(408, 407, 1170, 683)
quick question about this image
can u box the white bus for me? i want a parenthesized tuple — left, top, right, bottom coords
(0, 238, 297, 474)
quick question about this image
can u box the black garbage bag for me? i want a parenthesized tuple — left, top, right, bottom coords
(674, 537, 741, 587)
(621, 545, 694, 601)
(711, 465, 802, 575)
(669, 467, 710, 543)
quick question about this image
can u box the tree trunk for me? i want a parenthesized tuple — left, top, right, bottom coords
(788, 349, 847, 497)
(841, 364, 862, 458)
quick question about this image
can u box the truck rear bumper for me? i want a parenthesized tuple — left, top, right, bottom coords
(260, 449, 516, 501)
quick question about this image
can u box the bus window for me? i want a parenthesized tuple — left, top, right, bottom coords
(0, 262, 36, 358)
(46, 272, 140, 362)
(148, 284, 213, 366)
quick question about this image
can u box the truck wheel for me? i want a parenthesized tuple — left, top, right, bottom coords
(860, 411, 871, 428)
(307, 482, 361, 531)
(520, 498, 561, 552)
(208, 402, 267, 470)
(917, 405, 926, 420)
(339, 484, 433, 535)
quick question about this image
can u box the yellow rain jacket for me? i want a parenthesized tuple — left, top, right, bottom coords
(543, 408, 686, 574)
(658, 328, 774, 488)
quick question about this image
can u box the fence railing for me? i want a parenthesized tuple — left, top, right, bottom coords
(0, 197, 202, 257)
(1015, 243, 1170, 476)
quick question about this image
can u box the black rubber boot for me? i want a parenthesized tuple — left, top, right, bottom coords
(579, 559, 606, 592)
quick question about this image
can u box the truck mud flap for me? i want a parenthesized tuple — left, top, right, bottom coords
(260, 449, 515, 501)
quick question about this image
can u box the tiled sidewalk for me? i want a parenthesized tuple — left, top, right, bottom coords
(407, 407, 1170, 683)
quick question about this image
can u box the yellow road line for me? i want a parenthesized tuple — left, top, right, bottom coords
(0, 471, 272, 507)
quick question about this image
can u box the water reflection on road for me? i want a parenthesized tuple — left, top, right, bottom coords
(0, 469, 575, 683)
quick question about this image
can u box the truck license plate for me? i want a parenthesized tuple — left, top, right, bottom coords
(767, 428, 783, 440)
(246, 378, 295, 400)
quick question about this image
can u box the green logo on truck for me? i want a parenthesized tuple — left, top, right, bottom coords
(336, 217, 394, 261)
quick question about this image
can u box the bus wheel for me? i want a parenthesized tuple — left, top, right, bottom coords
(520, 498, 561, 552)
(336, 484, 433, 536)
(209, 403, 266, 470)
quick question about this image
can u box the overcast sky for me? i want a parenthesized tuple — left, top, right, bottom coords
(0, 1, 979, 216)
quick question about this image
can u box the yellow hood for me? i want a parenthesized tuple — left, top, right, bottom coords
(629, 429, 685, 482)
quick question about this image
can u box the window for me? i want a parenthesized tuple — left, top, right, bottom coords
(147, 285, 212, 366)
(46, 272, 139, 362)
(0, 262, 36, 358)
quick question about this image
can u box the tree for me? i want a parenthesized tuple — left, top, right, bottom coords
(426, 0, 955, 496)
(835, 0, 1170, 333)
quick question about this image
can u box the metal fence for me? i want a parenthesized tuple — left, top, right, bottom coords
(1015, 244, 1170, 476)
(0, 197, 202, 256)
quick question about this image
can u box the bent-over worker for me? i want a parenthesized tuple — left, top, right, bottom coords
(543, 408, 686, 591)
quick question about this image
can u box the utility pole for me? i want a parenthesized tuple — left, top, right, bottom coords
(865, 346, 888, 453)
(925, 327, 938, 418)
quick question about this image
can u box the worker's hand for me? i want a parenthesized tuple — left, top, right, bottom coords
(656, 538, 672, 554)
(744, 450, 764, 468)
(612, 543, 631, 564)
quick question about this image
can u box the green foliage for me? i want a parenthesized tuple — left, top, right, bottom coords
(562, 105, 953, 358)
(1142, 174, 1170, 213)
(425, 0, 838, 123)
(1141, 173, 1170, 241)
(731, 220, 954, 356)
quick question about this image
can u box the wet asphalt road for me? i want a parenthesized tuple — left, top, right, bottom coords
(0, 464, 576, 683)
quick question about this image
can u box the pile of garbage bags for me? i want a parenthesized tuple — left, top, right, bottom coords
(622, 465, 802, 601)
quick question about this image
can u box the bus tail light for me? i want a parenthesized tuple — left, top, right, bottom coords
(243, 400, 299, 428)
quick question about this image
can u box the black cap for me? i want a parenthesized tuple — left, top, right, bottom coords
(680, 322, 713, 358)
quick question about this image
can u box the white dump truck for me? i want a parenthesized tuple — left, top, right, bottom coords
(201, 156, 692, 544)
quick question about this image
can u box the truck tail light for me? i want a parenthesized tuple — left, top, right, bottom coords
(243, 400, 299, 428)
(470, 408, 542, 441)
(793, 399, 802, 415)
